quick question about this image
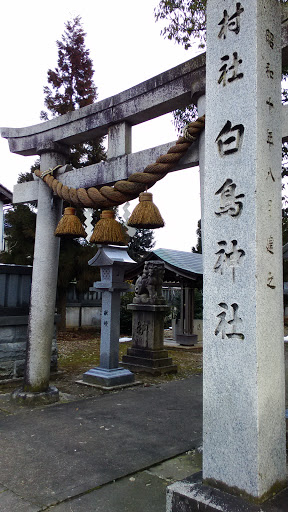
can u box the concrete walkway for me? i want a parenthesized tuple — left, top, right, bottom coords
(0, 375, 203, 511)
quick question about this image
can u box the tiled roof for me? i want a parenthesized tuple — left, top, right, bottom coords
(0, 184, 12, 204)
(153, 248, 203, 275)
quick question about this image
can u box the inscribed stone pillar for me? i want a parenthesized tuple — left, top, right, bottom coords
(203, 0, 286, 500)
(22, 146, 67, 397)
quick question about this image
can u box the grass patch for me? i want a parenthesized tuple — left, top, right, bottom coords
(57, 329, 203, 387)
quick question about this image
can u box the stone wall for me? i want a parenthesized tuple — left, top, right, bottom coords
(66, 306, 101, 329)
(0, 264, 57, 382)
(0, 315, 57, 381)
(0, 263, 32, 316)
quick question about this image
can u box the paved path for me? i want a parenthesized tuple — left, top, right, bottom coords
(0, 375, 203, 511)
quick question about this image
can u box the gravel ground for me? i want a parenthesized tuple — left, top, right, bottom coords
(0, 329, 203, 400)
(1, 328, 286, 409)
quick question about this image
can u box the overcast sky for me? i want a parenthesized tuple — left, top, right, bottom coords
(0, 0, 203, 251)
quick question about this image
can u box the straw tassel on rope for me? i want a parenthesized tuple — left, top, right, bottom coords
(127, 192, 164, 229)
(55, 207, 87, 239)
(90, 210, 127, 245)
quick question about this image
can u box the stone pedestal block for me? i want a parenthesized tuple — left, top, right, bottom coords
(176, 333, 198, 346)
(167, 473, 288, 512)
(122, 304, 177, 375)
(122, 347, 177, 375)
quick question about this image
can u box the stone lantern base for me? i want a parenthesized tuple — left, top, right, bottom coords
(82, 366, 135, 388)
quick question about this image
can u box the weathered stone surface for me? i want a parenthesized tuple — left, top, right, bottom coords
(15, 359, 26, 378)
(122, 347, 177, 375)
(0, 317, 58, 380)
(0, 315, 29, 326)
(285, 341, 288, 409)
(202, 0, 286, 501)
(175, 333, 198, 346)
(0, 325, 27, 343)
(282, 104, 288, 143)
(0, 328, 15, 342)
(123, 302, 177, 374)
(167, 473, 288, 512)
(82, 367, 135, 387)
(12, 141, 199, 204)
(0, 361, 14, 380)
(23, 150, 64, 393)
(107, 122, 131, 158)
(133, 261, 166, 306)
(2, 26, 288, 157)
(0, 342, 26, 361)
(128, 304, 170, 351)
(281, 2, 288, 67)
(14, 325, 29, 341)
(1, 54, 206, 155)
(11, 386, 59, 405)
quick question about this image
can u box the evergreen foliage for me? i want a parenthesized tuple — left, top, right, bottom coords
(40, 16, 105, 169)
(17, 171, 34, 183)
(191, 219, 202, 253)
(0, 205, 36, 265)
(41, 16, 96, 117)
(0, 172, 37, 265)
(127, 229, 155, 262)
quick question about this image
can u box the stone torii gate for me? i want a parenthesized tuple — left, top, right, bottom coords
(1, 0, 288, 505)
(1, 54, 205, 402)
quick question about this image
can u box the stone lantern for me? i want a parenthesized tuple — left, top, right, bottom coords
(82, 245, 136, 388)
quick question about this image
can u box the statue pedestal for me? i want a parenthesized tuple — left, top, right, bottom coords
(122, 304, 177, 375)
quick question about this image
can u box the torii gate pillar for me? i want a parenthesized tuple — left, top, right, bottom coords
(12, 143, 68, 404)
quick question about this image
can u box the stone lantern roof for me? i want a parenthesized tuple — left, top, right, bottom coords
(88, 245, 135, 268)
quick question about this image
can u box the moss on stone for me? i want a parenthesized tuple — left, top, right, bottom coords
(203, 477, 287, 505)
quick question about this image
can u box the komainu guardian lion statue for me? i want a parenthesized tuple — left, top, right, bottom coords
(133, 261, 165, 305)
